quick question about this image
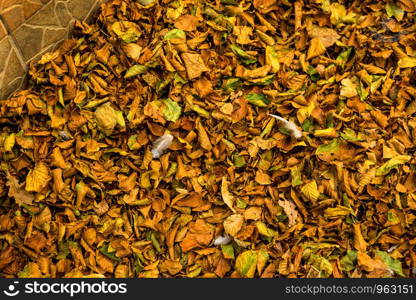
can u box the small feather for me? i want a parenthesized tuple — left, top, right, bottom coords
(213, 234, 232, 246)
(151, 133, 174, 159)
(269, 114, 303, 139)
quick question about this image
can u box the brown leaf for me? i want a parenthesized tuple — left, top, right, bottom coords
(6, 174, 35, 206)
(181, 52, 209, 80)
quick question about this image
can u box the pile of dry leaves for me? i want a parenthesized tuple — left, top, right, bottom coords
(1, 0, 416, 278)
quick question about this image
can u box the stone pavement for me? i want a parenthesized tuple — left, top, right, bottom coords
(0, 0, 103, 99)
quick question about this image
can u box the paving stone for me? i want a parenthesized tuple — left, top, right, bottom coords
(1, 0, 102, 97)
(0, 1, 24, 12)
(0, 47, 26, 98)
(1, 76, 25, 99)
(43, 27, 67, 47)
(13, 25, 44, 62)
(67, 0, 97, 20)
(2, 45, 26, 79)
(23, 0, 43, 19)
(26, 0, 59, 26)
(55, 1, 72, 27)
(0, 36, 12, 72)
(1, 5, 25, 31)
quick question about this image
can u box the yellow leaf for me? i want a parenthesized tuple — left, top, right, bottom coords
(297, 100, 315, 124)
(340, 77, 358, 98)
(308, 26, 340, 47)
(255, 221, 278, 237)
(353, 223, 368, 252)
(110, 21, 141, 43)
(223, 214, 244, 237)
(235, 250, 258, 278)
(301, 180, 320, 202)
(324, 206, 352, 218)
(4, 133, 15, 152)
(221, 177, 236, 213)
(307, 37, 326, 60)
(314, 128, 338, 138)
(255, 170, 272, 185)
(25, 162, 51, 193)
(398, 56, 416, 68)
(195, 118, 212, 151)
(265, 45, 280, 72)
(121, 43, 142, 62)
(181, 52, 209, 80)
(94, 102, 119, 135)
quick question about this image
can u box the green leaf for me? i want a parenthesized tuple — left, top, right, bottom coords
(223, 78, 242, 93)
(386, 3, 404, 21)
(56, 241, 71, 260)
(164, 29, 186, 40)
(290, 165, 303, 187)
(236, 198, 247, 209)
(246, 93, 270, 107)
(192, 105, 210, 118)
(340, 128, 364, 142)
(340, 250, 357, 272)
(124, 65, 148, 78)
(256, 250, 269, 274)
(162, 98, 182, 122)
(255, 221, 278, 238)
(302, 118, 314, 132)
(230, 44, 257, 64)
(356, 80, 369, 101)
(187, 264, 202, 278)
(247, 74, 275, 86)
(128, 135, 140, 150)
(376, 250, 404, 277)
(316, 138, 341, 154)
(387, 210, 400, 225)
(336, 48, 352, 68)
(233, 154, 246, 168)
(235, 250, 258, 278)
(221, 244, 235, 259)
(174, 72, 187, 84)
(99, 243, 121, 262)
(376, 155, 411, 176)
(306, 65, 319, 81)
(308, 254, 333, 278)
(370, 75, 384, 94)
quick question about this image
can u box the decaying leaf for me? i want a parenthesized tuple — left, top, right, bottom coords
(1, 0, 415, 279)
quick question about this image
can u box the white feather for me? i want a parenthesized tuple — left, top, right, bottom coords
(213, 234, 232, 246)
(151, 133, 174, 158)
(269, 114, 303, 139)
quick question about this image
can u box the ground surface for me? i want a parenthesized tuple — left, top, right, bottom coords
(0, 0, 416, 278)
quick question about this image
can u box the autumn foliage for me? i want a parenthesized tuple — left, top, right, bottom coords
(1, 0, 416, 278)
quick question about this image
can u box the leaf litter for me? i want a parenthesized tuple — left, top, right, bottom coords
(1, 0, 416, 278)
